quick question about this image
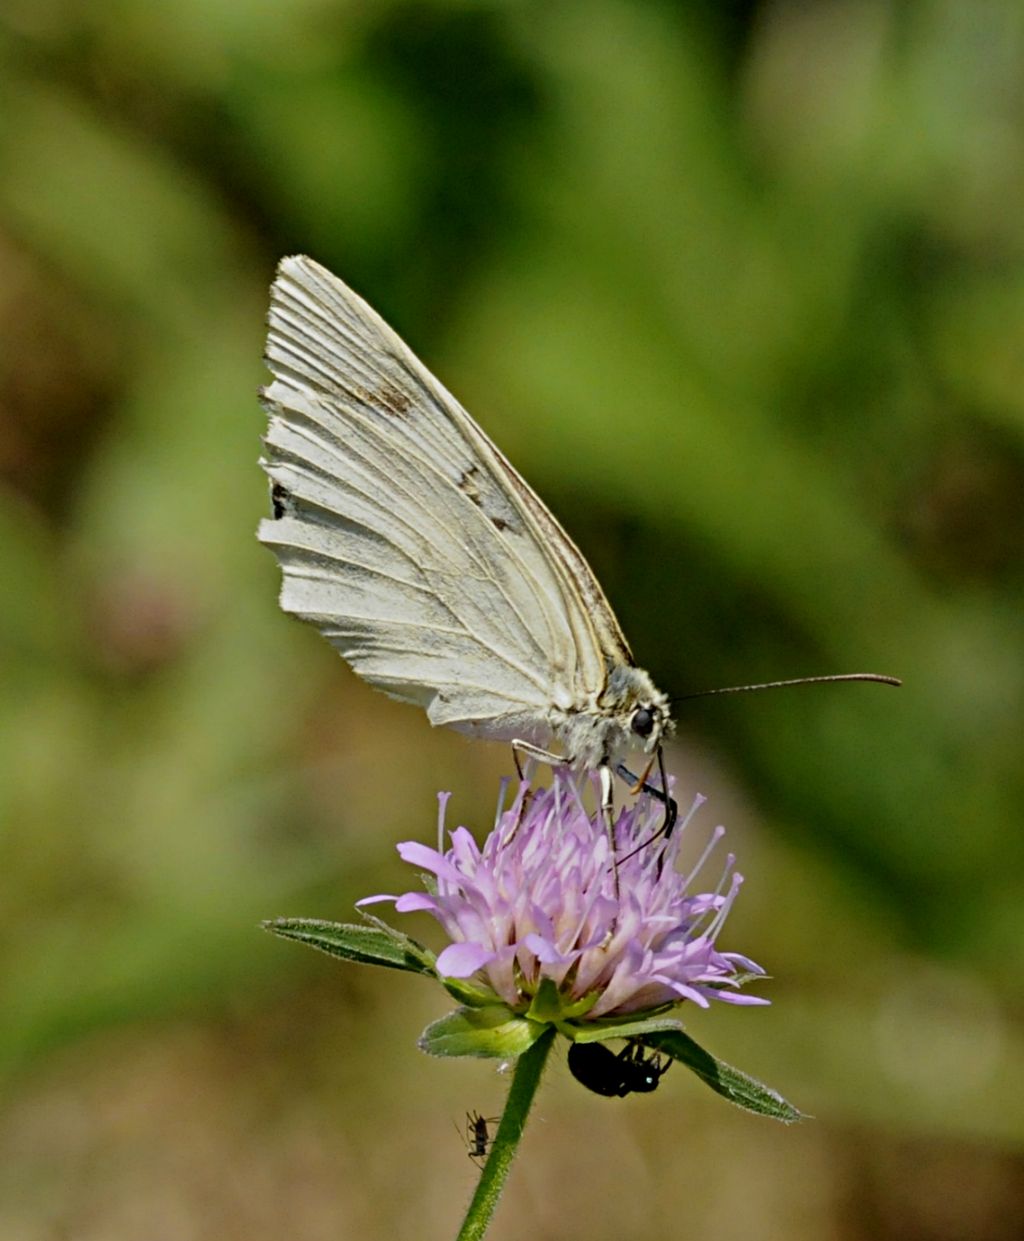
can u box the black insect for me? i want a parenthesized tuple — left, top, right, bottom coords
(567, 1039, 671, 1098)
(465, 1110, 498, 1163)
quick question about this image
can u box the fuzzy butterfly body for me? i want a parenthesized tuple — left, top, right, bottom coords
(258, 256, 672, 777)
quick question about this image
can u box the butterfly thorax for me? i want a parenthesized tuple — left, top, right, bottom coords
(553, 665, 673, 770)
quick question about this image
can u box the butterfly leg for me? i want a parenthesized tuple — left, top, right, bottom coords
(614, 747, 678, 867)
(615, 750, 677, 831)
(598, 762, 622, 905)
(511, 738, 569, 777)
(505, 739, 569, 845)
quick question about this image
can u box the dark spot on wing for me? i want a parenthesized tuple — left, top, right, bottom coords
(373, 381, 412, 416)
(456, 463, 518, 534)
(343, 379, 413, 417)
(457, 464, 482, 503)
(270, 482, 290, 519)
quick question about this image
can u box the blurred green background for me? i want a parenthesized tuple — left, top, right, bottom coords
(2, 1, 1023, 1237)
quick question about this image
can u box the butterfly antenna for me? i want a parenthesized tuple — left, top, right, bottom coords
(670, 672, 901, 704)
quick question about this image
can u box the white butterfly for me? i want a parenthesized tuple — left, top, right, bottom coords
(258, 256, 674, 817)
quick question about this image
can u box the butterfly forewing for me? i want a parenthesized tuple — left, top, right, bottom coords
(259, 256, 632, 745)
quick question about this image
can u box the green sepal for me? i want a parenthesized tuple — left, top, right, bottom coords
(566, 1014, 684, 1043)
(525, 977, 563, 1023)
(440, 976, 506, 1008)
(638, 1029, 806, 1124)
(262, 917, 435, 975)
(556, 990, 601, 1021)
(419, 1005, 547, 1059)
(525, 979, 601, 1023)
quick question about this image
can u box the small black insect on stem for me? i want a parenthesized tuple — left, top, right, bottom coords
(465, 1110, 497, 1163)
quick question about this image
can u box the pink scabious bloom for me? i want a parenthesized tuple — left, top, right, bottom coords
(360, 776, 767, 1021)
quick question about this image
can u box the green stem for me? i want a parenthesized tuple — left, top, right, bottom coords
(455, 1027, 556, 1241)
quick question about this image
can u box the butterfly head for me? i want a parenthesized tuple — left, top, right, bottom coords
(600, 665, 674, 762)
(627, 697, 672, 757)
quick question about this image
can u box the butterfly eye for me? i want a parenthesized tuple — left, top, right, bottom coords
(631, 707, 656, 739)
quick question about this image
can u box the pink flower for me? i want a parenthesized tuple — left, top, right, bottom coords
(360, 775, 767, 1021)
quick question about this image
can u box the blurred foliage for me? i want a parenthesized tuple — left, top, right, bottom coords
(1, 1, 1023, 1238)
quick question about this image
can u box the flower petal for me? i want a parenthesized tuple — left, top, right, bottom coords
(523, 933, 576, 966)
(394, 892, 438, 913)
(436, 941, 495, 978)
